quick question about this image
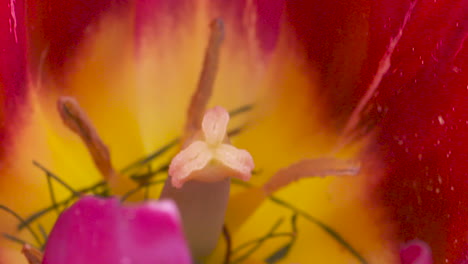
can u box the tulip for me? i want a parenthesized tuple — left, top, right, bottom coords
(0, 0, 466, 263)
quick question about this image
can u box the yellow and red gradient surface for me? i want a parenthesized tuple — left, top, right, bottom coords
(0, 0, 467, 263)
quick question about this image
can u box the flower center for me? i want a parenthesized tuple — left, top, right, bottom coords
(0, 17, 372, 264)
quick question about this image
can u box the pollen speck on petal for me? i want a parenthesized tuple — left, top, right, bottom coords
(202, 106, 230, 146)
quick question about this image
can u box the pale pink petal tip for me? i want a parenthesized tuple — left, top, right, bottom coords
(400, 239, 433, 264)
(202, 106, 230, 145)
(43, 196, 191, 264)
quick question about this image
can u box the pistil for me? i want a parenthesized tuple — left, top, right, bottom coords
(160, 18, 254, 259)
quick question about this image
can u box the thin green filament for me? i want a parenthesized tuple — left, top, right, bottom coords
(231, 179, 368, 264)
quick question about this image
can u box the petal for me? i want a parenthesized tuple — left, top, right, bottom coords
(169, 141, 213, 188)
(202, 106, 229, 145)
(135, 0, 284, 55)
(214, 144, 254, 181)
(26, 0, 121, 79)
(358, 0, 468, 262)
(0, 0, 28, 157)
(43, 196, 191, 264)
(285, 0, 371, 122)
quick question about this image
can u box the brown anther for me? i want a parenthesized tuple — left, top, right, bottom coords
(263, 158, 360, 195)
(22, 244, 43, 264)
(57, 96, 116, 180)
(184, 18, 225, 140)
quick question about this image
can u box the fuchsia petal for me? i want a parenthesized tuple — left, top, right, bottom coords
(401, 240, 433, 264)
(43, 196, 191, 264)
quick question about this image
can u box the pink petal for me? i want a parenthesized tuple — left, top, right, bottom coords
(43, 196, 191, 264)
(400, 240, 433, 264)
(214, 144, 254, 181)
(169, 141, 213, 188)
(202, 106, 229, 146)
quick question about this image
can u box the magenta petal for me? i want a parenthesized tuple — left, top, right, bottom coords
(43, 196, 191, 264)
(401, 240, 433, 264)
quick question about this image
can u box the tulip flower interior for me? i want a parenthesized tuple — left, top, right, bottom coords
(2, 0, 461, 263)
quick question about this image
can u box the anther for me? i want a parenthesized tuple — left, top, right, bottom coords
(263, 158, 360, 195)
(22, 244, 43, 264)
(57, 96, 116, 180)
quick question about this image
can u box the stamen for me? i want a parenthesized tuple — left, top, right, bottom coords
(184, 18, 225, 139)
(22, 244, 43, 264)
(57, 96, 116, 180)
(263, 158, 360, 195)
